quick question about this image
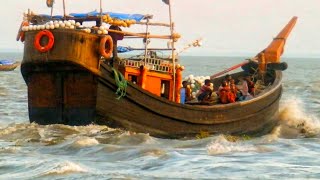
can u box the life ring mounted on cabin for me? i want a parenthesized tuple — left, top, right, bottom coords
(100, 35, 113, 59)
(34, 30, 55, 53)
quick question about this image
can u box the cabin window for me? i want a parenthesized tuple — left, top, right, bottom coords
(161, 80, 170, 99)
(128, 74, 138, 84)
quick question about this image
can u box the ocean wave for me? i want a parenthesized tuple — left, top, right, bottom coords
(72, 124, 113, 136)
(278, 97, 320, 138)
(0, 146, 21, 154)
(39, 124, 116, 146)
(0, 92, 7, 96)
(0, 123, 41, 144)
(0, 123, 34, 136)
(139, 148, 167, 157)
(105, 131, 154, 146)
(0, 87, 8, 96)
(206, 135, 259, 155)
(309, 81, 320, 92)
(42, 161, 88, 176)
(71, 137, 99, 148)
(0, 123, 134, 148)
(254, 126, 282, 144)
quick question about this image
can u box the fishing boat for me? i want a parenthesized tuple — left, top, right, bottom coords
(18, 0, 297, 138)
(0, 60, 19, 71)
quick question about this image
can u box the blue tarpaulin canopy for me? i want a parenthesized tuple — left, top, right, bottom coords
(38, 10, 145, 22)
(69, 10, 99, 17)
(107, 12, 145, 21)
(69, 10, 145, 22)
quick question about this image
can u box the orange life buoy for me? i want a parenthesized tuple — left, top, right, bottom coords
(34, 30, 54, 53)
(100, 35, 113, 59)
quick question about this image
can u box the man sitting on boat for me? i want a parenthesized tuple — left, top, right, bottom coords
(197, 79, 214, 102)
(239, 75, 255, 101)
(219, 80, 236, 104)
(225, 74, 233, 86)
(230, 79, 242, 101)
(218, 74, 234, 95)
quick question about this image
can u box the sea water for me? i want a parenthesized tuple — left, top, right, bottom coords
(0, 52, 319, 179)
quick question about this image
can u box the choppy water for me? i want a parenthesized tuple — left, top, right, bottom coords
(0, 53, 319, 179)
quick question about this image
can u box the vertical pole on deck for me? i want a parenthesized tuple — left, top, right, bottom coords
(100, 0, 103, 25)
(50, 5, 54, 17)
(63, 0, 66, 20)
(168, 0, 176, 101)
(144, 19, 150, 65)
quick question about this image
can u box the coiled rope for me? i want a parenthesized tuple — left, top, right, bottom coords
(112, 68, 127, 100)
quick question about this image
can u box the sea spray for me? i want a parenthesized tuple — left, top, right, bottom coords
(42, 161, 88, 175)
(278, 97, 320, 138)
(112, 132, 154, 145)
(258, 126, 282, 143)
(0, 123, 40, 143)
(72, 137, 99, 148)
(206, 135, 257, 155)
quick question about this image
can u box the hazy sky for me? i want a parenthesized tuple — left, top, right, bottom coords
(1, 0, 320, 57)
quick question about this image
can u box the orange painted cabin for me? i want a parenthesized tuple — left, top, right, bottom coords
(120, 65, 178, 102)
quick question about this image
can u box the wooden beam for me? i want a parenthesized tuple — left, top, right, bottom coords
(127, 48, 176, 51)
(106, 28, 175, 40)
(135, 21, 171, 27)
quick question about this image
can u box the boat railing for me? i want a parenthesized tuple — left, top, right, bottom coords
(123, 57, 173, 73)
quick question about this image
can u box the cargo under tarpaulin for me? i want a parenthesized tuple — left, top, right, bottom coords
(68, 10, 146, 22)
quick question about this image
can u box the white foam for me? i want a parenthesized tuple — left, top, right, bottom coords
(43, 161, 87, 175)
(0, 123, 37, 136)
(257, 126, 281, 144)
(74, 124, 111, 136)
(73, 137, 99, 147)
(0, 146, 20, 153)
(278, 97, 320, 137)
(116, 131, 154, 145)
(206, 135, 257, 155)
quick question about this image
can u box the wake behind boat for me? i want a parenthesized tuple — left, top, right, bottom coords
(18, 0, 297, 138)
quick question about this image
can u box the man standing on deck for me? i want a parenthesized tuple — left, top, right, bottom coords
(108, 25, 124, 68)
(180, 81, 192, 104)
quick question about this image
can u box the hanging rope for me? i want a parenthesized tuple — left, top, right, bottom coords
(112, 68, 127, 100)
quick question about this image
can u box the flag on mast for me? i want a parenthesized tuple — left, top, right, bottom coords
(162, 0, 170, 5)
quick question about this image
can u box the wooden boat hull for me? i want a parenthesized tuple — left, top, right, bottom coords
(22, 29, 282, 138)
(96, 63, 281, 138)
(0, 63, 19, 71)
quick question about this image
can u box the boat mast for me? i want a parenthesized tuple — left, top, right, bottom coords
(46, 0, 55, 17)
(50, 3, 54, 17)
(100, 0, 103, 26)
(144, 19, 150, 65)
(63, 0, 66, 19)
(168, 0, 176, 101)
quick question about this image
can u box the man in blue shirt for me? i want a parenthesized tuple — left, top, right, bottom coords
(180, 81, 190, 104)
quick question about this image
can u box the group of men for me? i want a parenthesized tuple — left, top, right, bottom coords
(180, 74, 255, 104)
